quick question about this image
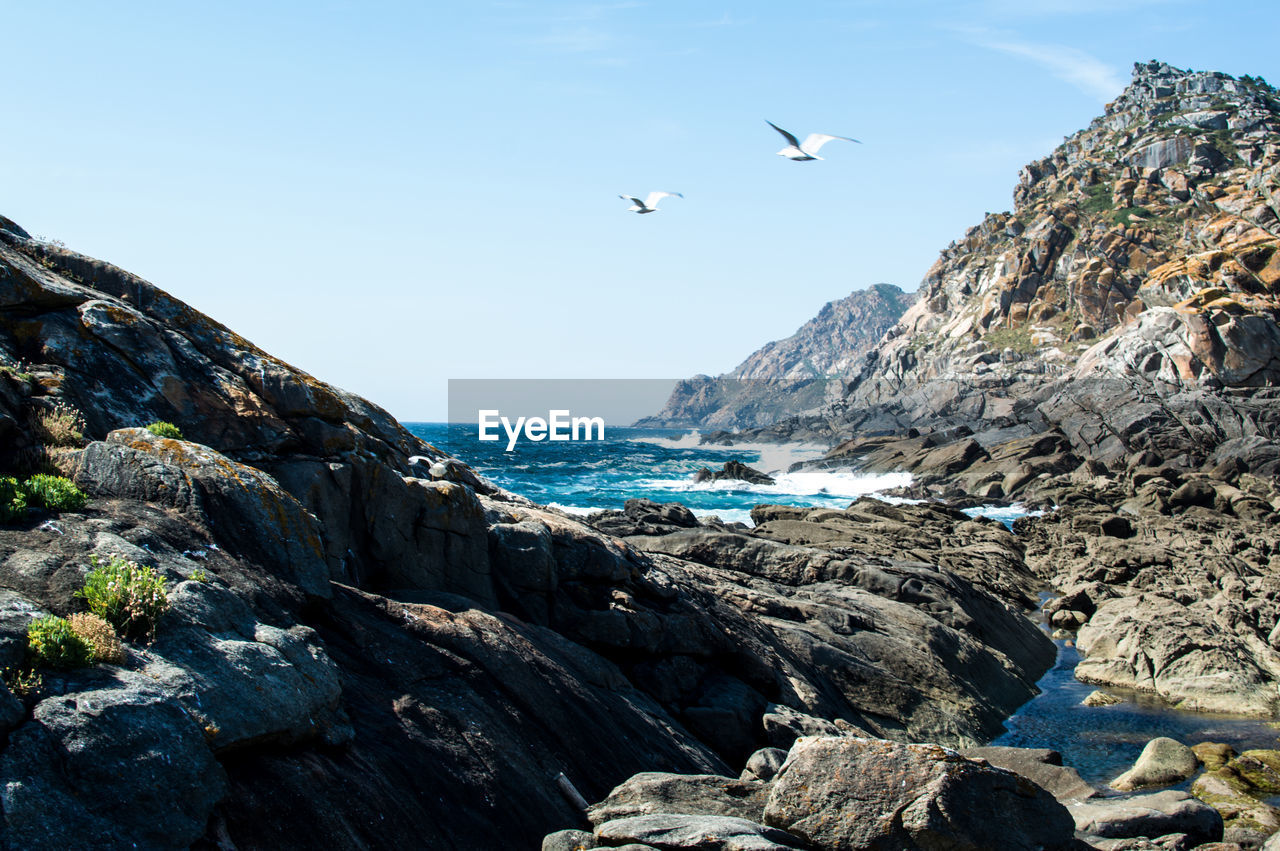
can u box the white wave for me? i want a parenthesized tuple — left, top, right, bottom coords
(631, 468, 913, 503)
(963, 503, 1043, 526)
(690, 507, 756, 526)
(628, 429, 703, 449)
(546, 502, 601, 517)
(694, 440, 828, 475)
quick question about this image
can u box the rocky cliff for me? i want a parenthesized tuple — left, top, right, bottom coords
(0, 215, 1055, 848)
(722, 62, 1280, 465)
(637, 283, 916, 430)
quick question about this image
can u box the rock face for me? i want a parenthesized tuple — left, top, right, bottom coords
(638, 284, 916, 430)
(691, 461, 776, 486)
(0, 214, 1057, 847)
(710, 62, 1280, 467)
(762, 736, 1077, 851)
(1069, 790, 1224, 846)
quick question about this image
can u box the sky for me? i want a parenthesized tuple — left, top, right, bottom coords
(2, 1, 1278, 421)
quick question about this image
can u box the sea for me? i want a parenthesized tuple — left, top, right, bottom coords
(408, 422, 1279, 785)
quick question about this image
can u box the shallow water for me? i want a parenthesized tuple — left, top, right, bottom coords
(993, 595, 1279, 786)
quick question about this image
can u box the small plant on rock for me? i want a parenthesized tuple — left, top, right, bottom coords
(22, 474, 88, 511)
(33, 401, 85, 448)
(67, 613, 125, 664)
(4, 666, 43, 699)
(144, 421, 183, 440)
(77, 555, 170, 640)
(0, 477, 27, 523)
(26, 616, 94, 670)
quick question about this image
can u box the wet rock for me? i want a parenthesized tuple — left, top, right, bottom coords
(1111, 738, 1200, 791)
(692, 461, 775, 486)
(1084, 690, 1125, 707)
(590, 498, 702, 538)
(1194, 743, 1238, 772)
(763, 736, 1077, 850)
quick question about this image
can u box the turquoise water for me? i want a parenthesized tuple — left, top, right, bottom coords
(411, 422, 1279, 786)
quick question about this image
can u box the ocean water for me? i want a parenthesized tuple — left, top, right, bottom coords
(409, 422, 1279, 784)
(409, 422, 915, 525)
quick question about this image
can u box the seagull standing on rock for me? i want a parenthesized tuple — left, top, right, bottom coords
(766, 121, 860, 161)
(619, 192, 683, 214)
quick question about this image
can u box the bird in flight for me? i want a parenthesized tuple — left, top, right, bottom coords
(766, 121, 861, 161)
(620, 191, 683, 214)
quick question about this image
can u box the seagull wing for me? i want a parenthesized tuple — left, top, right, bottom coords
(644, 191, 682, 207)
(619, 194, 645, 207)
(766, 121, 801, 149)
(802, 133, 861, 153)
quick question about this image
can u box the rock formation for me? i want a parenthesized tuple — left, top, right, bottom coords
(638, 284, 916, 430)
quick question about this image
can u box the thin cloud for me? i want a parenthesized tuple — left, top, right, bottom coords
(948, 26, 1125, 102)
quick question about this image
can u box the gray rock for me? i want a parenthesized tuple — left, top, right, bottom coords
(587, 773, 769, 826)
(0, 669, 228, 850)
(1084, 690, 1124, 707)
(1112, 738, 1200, 791)
(596, 814, 807, 851)
(1069, 790, 1224, 845)
(961, 745, 1099, 802)
(543, 828, 598, 850)
(763, 736, 1077, 850)
(740, 748, 788, 783)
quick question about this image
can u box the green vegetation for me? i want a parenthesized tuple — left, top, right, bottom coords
(0, 477, 27, 523)
(0, 364, 33, 383)
(1205, 129, 1242, 167)
(22, 474, 88, 511)
(190, 568, 210, 583)
(1080, 183, 1113, 215)
(77, 555, 170, 640)
(145, 421, 184, 440)
(26, 616, 94, 670)
(982, 325, 1039, 356)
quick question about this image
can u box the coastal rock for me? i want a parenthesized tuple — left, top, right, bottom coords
(1111, 738, 1200, 792)
(762, 736, 1077, 850)
(1192, 751, 1280, 836)
(740, 748, 788, 783)
(1084, 690, 1125, 707)
(961, 745, 1099, 802)
(1069, 790, 1224, 845)
(586, 773, 769, 826)
(595, 814, 808, 851)
(590, 498, 703, 538)
(692, 461, 775, 486)
(542, 829, 599, 850)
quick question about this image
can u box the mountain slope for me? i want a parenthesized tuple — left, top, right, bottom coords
(639, 284, 916, 429)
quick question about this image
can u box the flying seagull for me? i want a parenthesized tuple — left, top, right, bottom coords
(766, 121, 861, 161)
(620, 191, 683, 214)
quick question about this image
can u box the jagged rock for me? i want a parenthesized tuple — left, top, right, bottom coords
(1111, 738, 1200, 792)
(590, 498, 702, 537)
(762, 736, 1077, 850)
(595, 813, 807, 851)
(586, 773, 769, 826)
(692, 461, 775, 486)
(1069, 790, 1224, 845)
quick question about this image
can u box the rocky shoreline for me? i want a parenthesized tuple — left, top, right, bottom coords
(2, 57, 1280, 851)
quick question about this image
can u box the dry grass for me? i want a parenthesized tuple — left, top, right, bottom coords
(68, 612, 125, 664)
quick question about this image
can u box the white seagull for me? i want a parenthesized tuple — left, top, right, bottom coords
(766, 121, 861, 161)
(620, 191, 683, 214)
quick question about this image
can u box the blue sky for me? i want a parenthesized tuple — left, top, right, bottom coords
(3, 1, 1277, 420)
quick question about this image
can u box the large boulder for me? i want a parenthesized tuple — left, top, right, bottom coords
(595, 813, 807, 850)
(762, 736, 1077, 850)
(961, 745, 1098, 802)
